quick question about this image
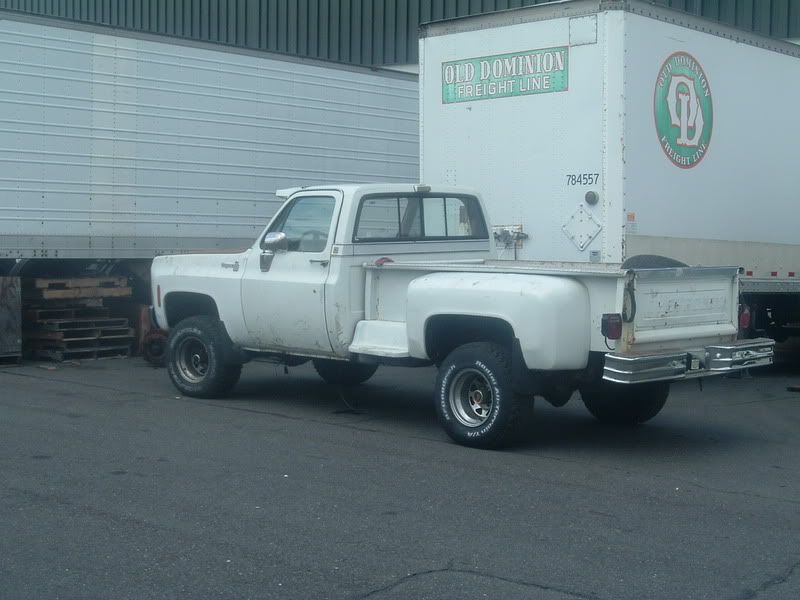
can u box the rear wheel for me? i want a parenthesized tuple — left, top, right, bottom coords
(435, 342, 533, 449)
(166, 316, 242, 398)
(580, 381, 669, 425)
(312, 359, 378, 386)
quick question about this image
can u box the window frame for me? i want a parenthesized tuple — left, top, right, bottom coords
(262, 194, 338, 253)
(352, 193, 489, 243)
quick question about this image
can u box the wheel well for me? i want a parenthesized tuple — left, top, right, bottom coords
(164, 292, 219, 328)
(425, 315, 514, 363)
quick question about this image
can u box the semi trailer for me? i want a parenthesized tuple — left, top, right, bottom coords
(419, 0, 800, 342)
(0, 12, 418, 289)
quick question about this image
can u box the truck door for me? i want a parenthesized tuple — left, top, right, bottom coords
(239, 191, 342, 353)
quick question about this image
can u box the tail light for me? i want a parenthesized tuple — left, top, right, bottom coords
(156, 284, 162, 307)
(739, 304, 751, 330)
(601, 313, 623, 340)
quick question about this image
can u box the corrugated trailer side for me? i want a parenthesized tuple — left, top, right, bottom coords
(0, 13, 418, 269)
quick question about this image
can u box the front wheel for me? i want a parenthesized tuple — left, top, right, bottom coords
(435, 342, 532, 449)
(312, 359, 378, 386)
(580, 381, 669, 425)
(166, 316, 242, 398)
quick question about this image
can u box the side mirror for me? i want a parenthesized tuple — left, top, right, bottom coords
(260, 231, 288, 272)
(262, 231, 288, 252)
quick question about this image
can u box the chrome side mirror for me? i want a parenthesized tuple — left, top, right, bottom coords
(262, 231, 288, 252)
(260, 232, 288, 272)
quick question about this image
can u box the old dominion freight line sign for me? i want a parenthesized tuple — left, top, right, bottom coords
(654, 52, 713, 168)
(442, 47, 569, 104)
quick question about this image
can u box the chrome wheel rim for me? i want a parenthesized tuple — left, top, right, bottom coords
(449, 368, 494, 427)
(176, 336, 209, 384)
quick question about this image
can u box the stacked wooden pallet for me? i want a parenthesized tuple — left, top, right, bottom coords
(23, 277, 135, 361)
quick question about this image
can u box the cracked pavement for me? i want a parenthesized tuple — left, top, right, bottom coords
(1, 358, 799, 599)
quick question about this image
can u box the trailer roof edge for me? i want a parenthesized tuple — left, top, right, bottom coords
(419, 0, 800, 59)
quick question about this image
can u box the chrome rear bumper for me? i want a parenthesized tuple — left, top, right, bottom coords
(603, 338, 775, 384)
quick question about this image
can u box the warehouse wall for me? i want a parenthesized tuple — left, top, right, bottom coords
(0, 0, 798, 66)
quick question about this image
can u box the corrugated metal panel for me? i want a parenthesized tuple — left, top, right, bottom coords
(0, 0, 797, 66)
(0, 17, 419, 259)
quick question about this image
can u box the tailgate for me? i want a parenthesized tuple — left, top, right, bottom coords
(604, 266, 774, 383)
(623, 266, 739, 351)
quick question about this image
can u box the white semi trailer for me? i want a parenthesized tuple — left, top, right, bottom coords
(419, 0, 800, 342)
(0, 13, 418, 285)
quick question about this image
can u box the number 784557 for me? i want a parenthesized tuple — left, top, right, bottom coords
(566, 173, 599, 186)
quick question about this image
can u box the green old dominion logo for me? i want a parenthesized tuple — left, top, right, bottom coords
(654, 52, 713, 168)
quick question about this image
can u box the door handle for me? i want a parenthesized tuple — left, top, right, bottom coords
(309, 259, 330, 267)
(221, 261, 240, 271)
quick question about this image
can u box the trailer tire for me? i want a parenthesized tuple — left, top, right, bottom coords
(435, 342, 532, 449)
(580, 381, 669, 425)
(622, 255, 688, 269)
(313, 359, 378, 386)
(167, 316, 242, 398)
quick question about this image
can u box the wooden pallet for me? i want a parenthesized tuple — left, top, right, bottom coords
(25, 327, 135, 342)
(25, 287, 132, 301)
(28, 277, 128, 290)
(24, 306, 110, 321)
(21, 276, 136, 361)
(32, 318, 129, 331)
(32, 345, 131, 362)
(23, 313, 134, 362)
(23, 277, 131, 301)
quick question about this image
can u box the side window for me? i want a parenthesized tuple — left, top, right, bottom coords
(266, 196, 335, 252)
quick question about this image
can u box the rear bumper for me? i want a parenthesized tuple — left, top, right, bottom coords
(603, 338, 775, 384)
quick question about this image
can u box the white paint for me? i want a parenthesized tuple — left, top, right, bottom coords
(404, 272, 591, 369)
(153, 184, 746, 373)
(419, 3, 800, 285)
(349, 321, 410, 357)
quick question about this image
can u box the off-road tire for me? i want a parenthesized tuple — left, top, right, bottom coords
(580, 381, 670, 425)
(435, 342, 532, 449)
(166, 316, 242, 398)
(312, 359, 378, 386)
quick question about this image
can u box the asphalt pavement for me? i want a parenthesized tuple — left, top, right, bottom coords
(1, 356, 799, 600)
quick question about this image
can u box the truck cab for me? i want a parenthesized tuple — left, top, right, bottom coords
(153, 184, 491, 357)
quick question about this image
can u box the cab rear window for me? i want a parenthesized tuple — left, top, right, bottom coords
(353, 195, 488, 242)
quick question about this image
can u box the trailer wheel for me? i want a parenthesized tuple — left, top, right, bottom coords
(312, 359, 378, 386)
(580, 381, 669, 425)
(435, 342, 532, 449)
(621, 255, 688, 269)
(167, 316, 242, 398)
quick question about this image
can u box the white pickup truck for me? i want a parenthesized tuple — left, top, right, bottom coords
(151, 184, 773, 448)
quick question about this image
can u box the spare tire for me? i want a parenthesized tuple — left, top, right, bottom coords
(622, 254, 688, 269)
